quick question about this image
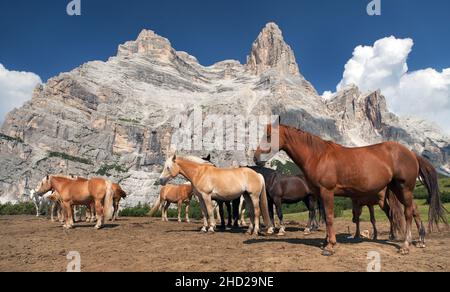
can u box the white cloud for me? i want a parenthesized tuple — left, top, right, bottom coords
(328, 36, 450, 134)
(0, 63, 42, 125)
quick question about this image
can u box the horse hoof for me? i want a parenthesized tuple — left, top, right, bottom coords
(208, 228, 215, 234)
(277, 231, 286, 237)
(399, 248, 410, 255)
(200, 227, 208, 233)
(303, 228, 312, 235)
(266, 227, 275, 236)
(322, 249, 334, 257)
(416, 242, 426, 249)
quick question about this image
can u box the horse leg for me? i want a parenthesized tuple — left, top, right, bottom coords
(249, 193, 261, 236)
(273, 198, 286, 236)
(226, 202, 233, 227)
(321, 189, 337, 256)
(63, 201, 73, 229)
(369, 205, 378, 240)
(163, 202, 170, 222)
(352, 202, 363, 239)
(232, 198, 240, 228)
(243, 194, 254, 235)
(267, 198, 275, 228)
(239, 198, 247, 227)
(202, 194, 216, 233)
(112, 200, 119, 222)
(218, 201, 226, 230)
(177, 200, 182, 223)
(185, 200, 191, 223)
(50, 202, 56, 222)
(198, 197, 209, 233)
(94, 199, 104, 230)
(413, 204, 426, 248)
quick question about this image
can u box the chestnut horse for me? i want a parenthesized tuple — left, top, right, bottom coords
(353, 190, 425, 243)
(149, 183, 195, 223)
(85, 182, 127, 222)
(255, 122, 447, 255)
(35, 175, 114, 229)
(159, 154, 274, 235)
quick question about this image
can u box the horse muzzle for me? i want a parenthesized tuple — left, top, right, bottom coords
(159, 178, 170, 186)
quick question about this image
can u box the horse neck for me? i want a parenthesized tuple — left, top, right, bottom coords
(176, 159, 205, 185)
(281, 126, 327, 172)
(49, 176, 64, 193)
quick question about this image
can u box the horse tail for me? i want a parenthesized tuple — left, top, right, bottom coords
(258, 174, 272, 229)
(415, 153, 448, 231)
(386, 189, 405, 237)
(103, 180, 114, 221)
(148, 197, 162, 217)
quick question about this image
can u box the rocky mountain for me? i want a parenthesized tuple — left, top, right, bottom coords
(1, 22, 449, 205)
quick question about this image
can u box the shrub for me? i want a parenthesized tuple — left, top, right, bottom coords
(270, 160, 301, 176)
(0, 202, 35, 215)
(96, 164, 128, 176)
(48, 151, 92, 165)
(119, 203, 151, 217)
(0, 133, 24, 143)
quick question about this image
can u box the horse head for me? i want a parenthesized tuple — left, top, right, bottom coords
(35, 175, 52, 196)
(159, 153, 181, 186)
(254, 117, 283, 166)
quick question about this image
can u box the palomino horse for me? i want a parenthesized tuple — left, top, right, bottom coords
(159, 154, 274, 235)
(248, 166, 321, 236)
(85, 182, 127, 222)
(35, 175, 114, 229)
(149, 183, 195, 223)
(255, 122, 447, 255)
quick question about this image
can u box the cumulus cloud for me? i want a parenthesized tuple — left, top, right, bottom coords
(0, 63, 42, 125)
(327, 36, 450, 134)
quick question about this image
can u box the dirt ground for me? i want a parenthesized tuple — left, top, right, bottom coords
(0, 215, 448, 272)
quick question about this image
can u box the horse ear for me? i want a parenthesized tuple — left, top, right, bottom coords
(278, 116, 281, 125)
(172, 153, 177, 162)
(206, 154, 211, 161)
(46, 175, 49, 180)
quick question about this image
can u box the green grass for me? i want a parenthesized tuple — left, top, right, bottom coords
(48, 151, 93, 165)
(0, 202, 35, 216)
(285, 200, 450, 223)
(120, 201, 204, 220)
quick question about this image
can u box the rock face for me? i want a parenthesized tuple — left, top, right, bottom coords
(1, 23, 449, 206)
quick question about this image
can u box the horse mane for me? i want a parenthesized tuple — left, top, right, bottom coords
(282, 124, 339, 154)
(178, 155, 215, 166)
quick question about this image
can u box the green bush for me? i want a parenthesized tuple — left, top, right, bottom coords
(0, 202, 35, 215)
(270, 160, 301, 176)
(48, 151, 92, 165)
(119, 203, 151, 217)
(0, 133, 24, 143)
(96, 164, 128, 176)
(282, 202, 308, 214)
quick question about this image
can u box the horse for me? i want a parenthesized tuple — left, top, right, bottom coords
(149, 183, 195, 223)
(248, 166, 321, 236)
(352, 189, 426, 243)
(254, 121, 447, 255)
(111, 183, 127, 221)
(35, 175, 114, 229)
(200, 155, 243, 229)
(159, 153, 274, 235)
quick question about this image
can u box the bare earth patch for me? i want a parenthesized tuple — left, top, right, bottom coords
(0, 216, 448, 272)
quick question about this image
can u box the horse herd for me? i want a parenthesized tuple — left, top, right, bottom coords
(33, 122, 448, 256)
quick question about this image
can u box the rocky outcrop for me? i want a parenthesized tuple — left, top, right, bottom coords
(1, 23, 449, 206)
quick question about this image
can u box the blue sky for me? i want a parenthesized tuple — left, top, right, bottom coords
(0, 0, 448, 92)
(1, 0, 450, 131)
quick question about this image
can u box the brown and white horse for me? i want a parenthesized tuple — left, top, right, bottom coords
(35, 175, 114, 229)
(255, 122, 447, 255)
(149, 183, 195, 223)
(159, 154, 274, 235)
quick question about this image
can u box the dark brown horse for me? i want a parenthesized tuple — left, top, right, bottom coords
(255, 121, 447, 255)
(248, 166, 321, 236)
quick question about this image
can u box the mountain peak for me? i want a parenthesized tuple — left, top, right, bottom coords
(117, 29, 174, 58)
(246, 22, 300, 76)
